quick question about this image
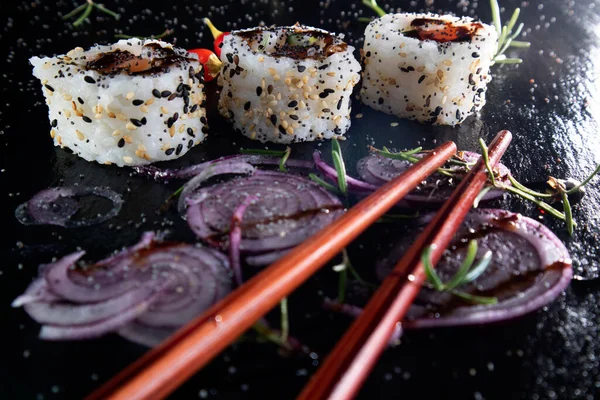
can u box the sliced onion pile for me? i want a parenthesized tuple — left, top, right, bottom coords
(376, 209, 572, 329)
(12, 232, 232, 346)
(15, 186, 123, 228)
(181, 164, 344, 266)
(134, 154, 313, 182)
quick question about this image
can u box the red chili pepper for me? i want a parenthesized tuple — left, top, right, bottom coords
(188, 48, 223, 82)
(204, 18, 229, 58)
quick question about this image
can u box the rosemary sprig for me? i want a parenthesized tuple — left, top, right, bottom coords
(240, 148, 287, 156)
(309, 173, 341, 194)
(331, 138, 348, 195)
(421, 241, 497, 305)
(362, 0, 386, 17)
(279, 147, 291, 172)
(478, 138, 496, 186)
(251, 321, 293, 352)
(63, 0, 120, 28)
(115, 28, 174, 40)
(279, 297, 289, 343)
(160, 184, 185, 213)
(490, 0, 531, 65)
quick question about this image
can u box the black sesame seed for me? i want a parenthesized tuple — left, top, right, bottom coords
(290, 114, 299, 120)
(472, 52, 480, 58)
(132, 99, 144, 106)
(288, 100, 298, 108)
(84, 76, 96, 84)
(168, 93, 177, 101)
(176, 83, 184, 92)
(270, 114, 277, 125)
(152, 89, 162, 98)
(167, 118, 174, 128)
(78, 97, 84, 104)
(141, 117, 147, 125)
(130, 118, 143, 127)
(118, 138, 125, 148)
(188, 139, 194, 149)
(378, 97, 384, 105)
(187, 128, 195, 137)
(226, 53, 234, 63)
(418, 75, 426, 84)
(44, 84, 54, 92)
(190, 104, 198, 113)
(175, 144, 183, 155)
(278, 125, 286, 134)
(161, 90, 172, 98)
(267, 85, 274, 94)
(244, 101, 251, 110)
(297, 65, 306, 72)
(82, 115, 92, 123)
(200, 116, 207, 124)
(165, 148, 175, 156)
(256, 87, 262, 96)
(336, 98, 342, 110)
(172, 112, 179, 122)
(51, 119, 58, 127)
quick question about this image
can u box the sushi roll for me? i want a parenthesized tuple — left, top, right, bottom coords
(360, 13, 497, 125)
(30, 39, 208, 167)
(218, 24, 361, 143)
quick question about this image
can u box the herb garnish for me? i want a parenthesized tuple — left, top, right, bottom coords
(239, 147, 291, 172)
(362, 0, 387, 18)
(62, 0, 120, 28)
(490, 0, 531, 64)
(422, 241, 498, 305)
(331, 138, 348, 196)
(114, 29, 174, 40)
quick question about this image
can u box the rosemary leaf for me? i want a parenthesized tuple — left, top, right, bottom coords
(561, 191, 574, 236)
(463, 250, 493, 283)
(309, 173, 340, 194)
(490, 0, 502, 36)
(93, 3, 120, 20)
(280, 297, 289, 343)
(450, 290, 498, 305)
(332, 139, 348, 195)
(478, 138, 496, 186)
(73, 3, 93, 27)
(422, 246, 444, 291)
(445, 240, 478, 290)
(279, 146, 291, 172)
(240, 148, 286, 156)
(510, 40, 531, 48)
(362, 0, 386, 17)
(62, 2, 88, 20)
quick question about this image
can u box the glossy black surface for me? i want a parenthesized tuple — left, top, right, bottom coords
(1, 0, 599, 399)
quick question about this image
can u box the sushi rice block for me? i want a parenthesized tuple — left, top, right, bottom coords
(30, 39, 208, 166)
(218, 24, 361, 143)
(361, 13, 497, 125)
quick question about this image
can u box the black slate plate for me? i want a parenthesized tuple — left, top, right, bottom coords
(1, 0, 599, 399)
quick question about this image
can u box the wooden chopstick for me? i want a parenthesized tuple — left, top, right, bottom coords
(297, 130, 513, 400)
(87, 141, 457, 400)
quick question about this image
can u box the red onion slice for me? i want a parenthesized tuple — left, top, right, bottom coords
(357, 152, 510, 205)
(15, 186, 123, 228)
(184, 170, 344, 265)
(134, 154, 314, 182)
(376, 209, 572, 328)
(118, 321, 174, 347)
(13, 232, 232, 342)
(229, 196, 258, 285)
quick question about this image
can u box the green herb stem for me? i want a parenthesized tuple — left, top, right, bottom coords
(560, 191, 574, 235)
(94, 2, 120, 19)
(331, 139, 348, 195)
(279, 147, 291, 172)
(240, 148, 287, 156)
(279, 297, 289, 343)
(566, 163, 600, 195)
(337, 263, 348, 303)
(508, 175, 554, 198)
(362, 0, 386, 17)
(309, 173, 340, 193)
(73, 3, 93, 27)
(479, 138, 496, 186)
(62, 2, 88, 20)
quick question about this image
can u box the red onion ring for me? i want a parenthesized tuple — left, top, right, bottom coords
(184, 169, 344, 265)
(13, 232, 232, 343)
(313, 151, 379, 193)
(134, 154, 314, 182)
(15, 186, 123, 228)
(357, 152, 511, 205)
(229, 196, 258, 285)
(375, 209, 572, 328)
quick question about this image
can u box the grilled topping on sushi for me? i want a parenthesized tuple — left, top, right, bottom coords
(236, 25, 348, 60)
(218, 24, 361, 143)
(402, 17, 485, 43)
(30, 39, 208, 166)
(360, 13, 497, 125)
(85, 43, 196, 75)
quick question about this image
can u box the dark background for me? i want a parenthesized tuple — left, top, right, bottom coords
(1, 0, 599, 399)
